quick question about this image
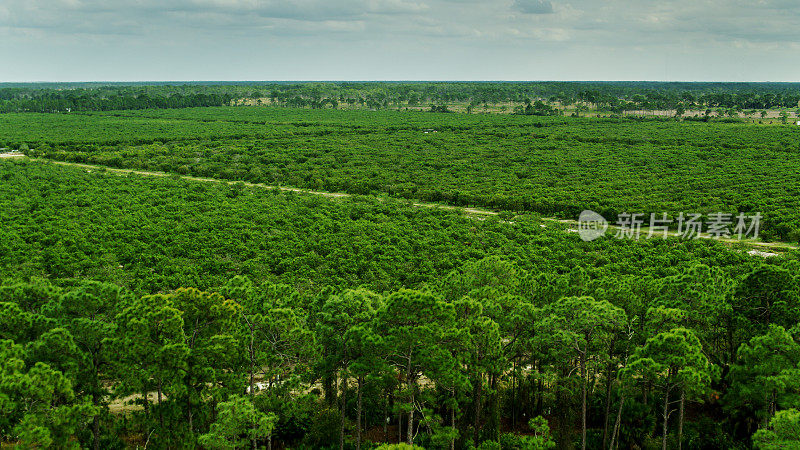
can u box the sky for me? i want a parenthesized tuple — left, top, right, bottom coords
(1, 0, 798, 82)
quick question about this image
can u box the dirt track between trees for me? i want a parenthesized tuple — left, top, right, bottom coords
(6, 155, 797, 254)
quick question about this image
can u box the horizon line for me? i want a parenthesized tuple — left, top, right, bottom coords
(3, 80, 800, 84)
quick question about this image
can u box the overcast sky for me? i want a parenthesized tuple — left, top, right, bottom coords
(1, 0, 798, 82)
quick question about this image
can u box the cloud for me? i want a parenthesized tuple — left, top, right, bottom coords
(186, 0, 428, 20)
(2, 0, 797, 45)
(0, 0, 429, 33)
(512, 0, 554, 14)
(2, 0, 800, 81)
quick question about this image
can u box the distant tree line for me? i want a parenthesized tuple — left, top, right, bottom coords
(3, 81, 800, 113)
(0, 89, 234, 113)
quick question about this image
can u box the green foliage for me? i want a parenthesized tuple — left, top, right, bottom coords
(301, 407, 342, 449)
(113, 292, 189, 413)
(198, 395, 277, 449)
(0, 340, 96, 448)
(2, 101, 800, 449)
(726, 325, 800, 424)
(623, 328, 718, 449)
(733, 265, 800, 336)
(4, 81, 800, 115)
(5, 106, 800, 238)
(626, 328, 716, 398)
(681, 417, 741, 450)
(753, 409, 800, 450)
(494, 417, 556, 450)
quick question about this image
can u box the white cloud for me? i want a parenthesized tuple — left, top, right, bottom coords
(1, 0, 799, 81)
(512, 0, 554, 14)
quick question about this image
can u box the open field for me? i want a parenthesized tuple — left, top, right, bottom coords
(235, 97, 800, 120)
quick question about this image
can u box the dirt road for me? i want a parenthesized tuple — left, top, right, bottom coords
(7, 156, 797, 253)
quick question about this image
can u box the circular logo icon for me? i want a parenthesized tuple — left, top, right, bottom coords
(578, 210, 608, 241)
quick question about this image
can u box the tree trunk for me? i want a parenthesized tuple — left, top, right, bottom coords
(340, 378, 347, 450)
(763, 391, 772, 427)
(92, 372, 101, 450)
(770, 389, 777, 422)
(407, 380, 415, 445)
(384, 391, 390, 443)
(324, 371, 336, 406)
(555, 368, 572, 447)
(602, 362, 614, 449)
(451, 394, 456, 450)
(250, 334, 256, 450)
(473, 373, 483, 444)
(488, 373, 500, 441)
(187, 396, 194, 435)
(398, 411, 403, 444)
(662, 388, 670, 450)
(357, 376, 363, 450)
(678, 388, 685, 450)
(249, 347, 255, 400)
(93, 413, 100, 450)
(511, 360, 517, 429)
(143, 389, 150, 417)
(536, 360, 543, 415)
(580, 348, 588, 450)
(773, 390, 778, 417)
(158, 379, 164, 429)
(609, 392, 625, 450)
(601, 336, 618, 450)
